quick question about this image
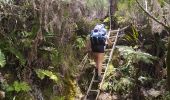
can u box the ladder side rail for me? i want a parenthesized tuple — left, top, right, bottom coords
(78, 53, 88, 68)
(84, 69, 96, 100)
(110, 25, 129, 33)
(95, 29, 120, 100)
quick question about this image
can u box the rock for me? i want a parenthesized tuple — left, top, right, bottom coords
(0, 90, 5, 99)
(98, 92, 112, 100)
(112, 94, 118, 100)
(147, 88, 161, 97)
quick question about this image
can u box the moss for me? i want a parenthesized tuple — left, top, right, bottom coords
(15, 92, 34, 100)
(63, 77, 76, 100)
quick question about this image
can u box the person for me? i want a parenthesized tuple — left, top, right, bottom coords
(88, 23, 112, 81)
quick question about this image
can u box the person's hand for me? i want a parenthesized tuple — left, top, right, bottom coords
(106, 43, 112, 49)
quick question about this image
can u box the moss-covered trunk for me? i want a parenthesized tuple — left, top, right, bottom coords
(167, 37, 170, 91)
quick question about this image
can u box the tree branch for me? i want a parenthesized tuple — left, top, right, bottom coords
(135, 0, 170, 31)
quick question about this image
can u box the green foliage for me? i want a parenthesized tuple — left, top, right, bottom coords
(0, 39, 26, 66)
(86, 0, 108, 11)
(40, 46, 60, 66)
(50, 49, 60, 66)
(132, 26, 139, 42)
(6, 81, 31, 93)
(35, 69, 58, 83)
(115, 0, 136, 24)
(162, 91, 170, 100)
(103, 17, 109, 23)
(123, 26, 140, 46)
(74, 36, 86, 50)
(138, 75, 153, 84)
(0, 0, 98, 99)
(113, 77, 133, 93)
(14, 92, 34, 100)
(158, 0, 166, 7)
(7, 47, 26, 66)
(117, 46, 157, 64)
(103, 76, 133, 93)
(0, 0, 13, 4)
(86, 0, 108, 8)
(51, 96, 65, 100)
(102, 64, 134, 93)
(0, 50, 6, 67)
(102, 46, 157, 95)
(61, 0, 71, 3)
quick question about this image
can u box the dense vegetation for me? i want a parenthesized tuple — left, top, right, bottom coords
(0, 0, 170, 100)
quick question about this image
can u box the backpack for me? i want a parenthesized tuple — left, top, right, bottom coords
(90, 24, 107, 45)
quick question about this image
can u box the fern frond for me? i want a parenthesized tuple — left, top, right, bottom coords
(6, 81, 31, 93)
(117, 46, 157, 64)
(35, 69, 58, 83)
(8, 47, 26, 66)
(0, 50, 6, 68)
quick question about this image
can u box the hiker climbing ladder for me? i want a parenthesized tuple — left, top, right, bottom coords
(84, 28, 120, 100)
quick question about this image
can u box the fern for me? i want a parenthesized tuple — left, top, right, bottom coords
(0, 50, 6, 68)
(8, 47, 26, 66)
(6, 81, 31, 93)
(103, 76, 133, 93)
(123, 26, 140, 46)
(35, 69, 58, 83)
(117, 46, 157, 64)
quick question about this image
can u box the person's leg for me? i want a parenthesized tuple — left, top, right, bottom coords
(96, 53, 104, 77)
(93, 53, 99, 80)
(93, 45, 105, 81)
(93, 52, 98, 70)
(94, 52, 104, 81)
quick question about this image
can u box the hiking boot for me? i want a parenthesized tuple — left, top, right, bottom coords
(98, 75, 102, 82)
(95, 68, 98, 80)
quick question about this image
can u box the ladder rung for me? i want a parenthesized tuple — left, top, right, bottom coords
(102, 66, 107, 69)
(110, 39, 115, 41)
(104, 55, 109, 57)
(105, 49, 112, 51)
(93, 80, 100, 82)
(109, 36, 116, 39)
(110, 29, 119, 33)
(104, 57, 109, 60)
(90, 90, 99, 92)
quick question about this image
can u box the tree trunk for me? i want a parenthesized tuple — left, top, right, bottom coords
(109, 0, 117, 29)
(167, 37, 170, 91)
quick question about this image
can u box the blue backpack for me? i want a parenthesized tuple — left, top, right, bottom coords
(90, 24, 107, 45)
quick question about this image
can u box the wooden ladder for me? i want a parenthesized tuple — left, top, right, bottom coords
(84, 29, 120, 100)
